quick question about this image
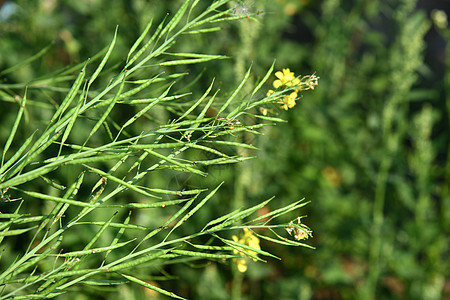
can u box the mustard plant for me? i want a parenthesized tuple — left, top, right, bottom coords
(0, 1, 317, 298)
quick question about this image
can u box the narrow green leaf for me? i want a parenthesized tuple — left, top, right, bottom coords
(208, 15, 248, 24)
(144, 187, 207, 196)
(106, 198, 191, 209)
(188, 0, 200, 20)
(251, 60, 275, 97)
(17, 189, 97, 208)
(255, 231, 313, 247)
(0, 202, 22, 244)
(58, 83, 86, 156)
(2, 88, 27, 166)
(183, 27, 222, 34)
(185, 242, 233, 251)
(141, 197, 196, 243)
(83, 165, 159, 199)
(171, 249, 235, 259)
(2, 292, 64, 299)
(126, 15, 167, 68)
(88, 26, 118, 88)
(170, 183, 223, 233)
(201, 209, 242, 232)
(0, 163, 59, 189)
(121, 274, 186, 300)
(39, 176, 66, 191)
(159, 117, 214, 129)
(204, 140, 259, 150)
(163, 0, 190, 37)
(105, 211, 131, 259)
(0, 213, 24, 219)
(102, 121, 114, 141)
(177, 80, 214, 121)
(188, 9, 229, 29)
(0, 226, 37, 237)
(218, 65, 251, 115)
(252, 114, 287, 123)
(0, 115, 73, 183)
(58, 240, 134, 257)
(0, 131, 38, 178)
(116, 82, 174, 139)
(189, 142, 229, 158)
(0, 43, 53, 76)
(47, 172, 85, 231)
(212, 123, 266, 138)
(108, 249, 171, 272)
(6, 236, 63, 295)
(119, 92, 191, 105)
(83, 70, 127, 147)
(267, 228, 315, 249)
(0, 216, 44, 231)
(127, 19, 153, 62)
(159, 56, 227, 66)
(84, 211, 119, 251)
(0, 152, 121, 190)
(59, 45, 108, 76)
(206, 198, 273, 232)
(145, 149, 206, 176)
(49, 63, 86, 125)
(197, 90, 218, 122)
(163, 52, 228, 59)
(82, 280, 125, 286)
(45, 153, 123, 165)
(76, 222, 149, 230)
(249, 199, 308, 225)
(193, 156, 252, 166)
(117, 73, 163, 101)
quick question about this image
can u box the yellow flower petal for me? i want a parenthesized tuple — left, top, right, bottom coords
(236, 259, 247, 272)
(274, 71, 284, 79)
(273, 80, 282, 89)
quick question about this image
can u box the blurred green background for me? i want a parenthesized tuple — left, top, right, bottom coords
(1, 0, 449, 299)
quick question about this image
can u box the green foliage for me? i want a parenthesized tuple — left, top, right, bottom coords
(1, 0, 449, 299)
(0, 1, 316, 299)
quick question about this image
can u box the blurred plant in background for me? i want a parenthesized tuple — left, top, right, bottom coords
(0, 0, 317, 299)
(1, 0, 450, 299)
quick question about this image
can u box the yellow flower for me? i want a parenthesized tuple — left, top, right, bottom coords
(232, 228, 261, 272)
(234, 257, 248, 273)
(273, 68, 301, 89)
(281, 92, 298, 111)
(266, 68, 318, 111)
(266, 89, 274, 97)
(266, 68, 302, 110)
(259, 107, 268, 116)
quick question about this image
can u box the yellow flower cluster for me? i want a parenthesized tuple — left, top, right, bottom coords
(232, 228, 261, 273)
(266, 68, 299, 110)
(266, 68, 319, 111)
